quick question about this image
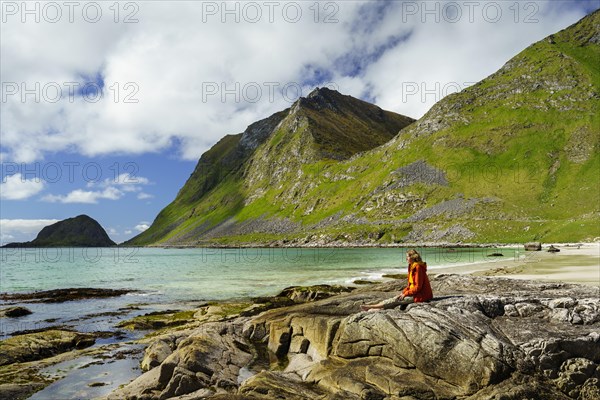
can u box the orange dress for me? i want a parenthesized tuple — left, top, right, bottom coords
(402, 261, 433, 302)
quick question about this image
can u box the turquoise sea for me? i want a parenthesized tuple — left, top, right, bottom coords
(0, 246, 519, 336)
(0, 246, 519, 299)
(1, 246, 518, 399)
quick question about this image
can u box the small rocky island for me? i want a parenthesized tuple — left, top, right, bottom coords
(2, 215, 116, 247)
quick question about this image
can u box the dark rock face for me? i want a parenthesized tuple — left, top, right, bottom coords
(108, 275, 600, 399)
(2, 215, 116, 247)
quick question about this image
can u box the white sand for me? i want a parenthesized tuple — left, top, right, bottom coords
(433, 243, 600, 287)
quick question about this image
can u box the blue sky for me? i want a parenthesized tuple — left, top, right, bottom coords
(1, 1, 597, 244)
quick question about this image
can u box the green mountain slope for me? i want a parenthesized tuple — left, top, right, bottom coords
(129, 10, 600, 246)
(128, 89, 414, 245)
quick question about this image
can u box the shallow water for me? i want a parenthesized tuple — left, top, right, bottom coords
(28, 344, 144, 400)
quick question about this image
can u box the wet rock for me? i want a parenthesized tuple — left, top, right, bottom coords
(0, 306, 32, 318)
(0, 288, 134, 303)
(117, 310, 195, 331)
(0, 383, 47, 400)
(0, 329, 95, 366)
(88, 381, 107, 387)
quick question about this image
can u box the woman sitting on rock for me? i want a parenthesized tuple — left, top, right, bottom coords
(361, 249, 433, 311)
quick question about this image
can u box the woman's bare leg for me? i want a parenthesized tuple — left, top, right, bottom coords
(360, 302, 385, 311)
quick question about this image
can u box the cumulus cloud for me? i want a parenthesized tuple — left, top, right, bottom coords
(0, 173, 45, 200)
(134, 223, 150, 232)
(43, 172, 153, 203)
(93, 173, 151, 188)
(0, 218, 60, 244)
(0, 1, 592, 162)
(42, 187, 123, 204)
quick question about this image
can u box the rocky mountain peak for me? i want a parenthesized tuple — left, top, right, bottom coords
(290, 86, 342, 114)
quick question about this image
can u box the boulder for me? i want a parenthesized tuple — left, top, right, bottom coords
(525, 242, 542, 251)
(0, 306, 32, 318)
(277, 284, 355, 303)
(141, 337, 177, 371)
(109, 322, 253, 400)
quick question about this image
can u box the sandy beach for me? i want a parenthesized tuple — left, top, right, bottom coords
(433, 242, 600, 287)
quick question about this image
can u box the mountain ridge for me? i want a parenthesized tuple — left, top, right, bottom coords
(127, 87, 415, 245)
(128, 10, 600, 246)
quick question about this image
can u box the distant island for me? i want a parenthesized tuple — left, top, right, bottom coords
(2, 215, 116, 247)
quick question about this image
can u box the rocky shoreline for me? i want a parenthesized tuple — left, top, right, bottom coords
(103, 274, 598, 400)
(1, 274, 598, 399)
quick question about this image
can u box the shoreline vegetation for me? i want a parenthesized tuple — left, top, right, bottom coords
(0, 242, 598, 399)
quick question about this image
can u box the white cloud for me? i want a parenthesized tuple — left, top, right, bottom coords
(42, 187, 123, 204)
(134, 223, 150, 232)
(124, 230, 133, 235)
(0, 173, 45, 200)
(43, 172, 152, 204)
(0, 1, 591, 162)
(137, 192, 153, 200)
(93, 173, 151, 188)
(0, 219, 60, 244)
